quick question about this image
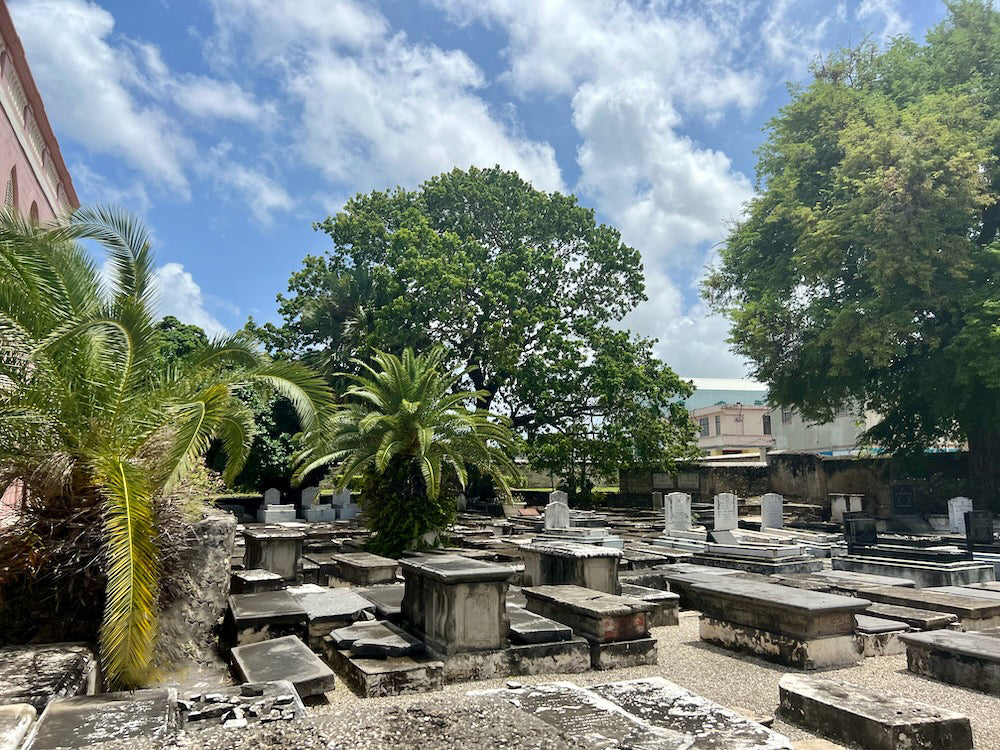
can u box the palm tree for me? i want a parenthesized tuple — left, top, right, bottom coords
(0, 207, 334, 689)
(294, 347, 518, 556)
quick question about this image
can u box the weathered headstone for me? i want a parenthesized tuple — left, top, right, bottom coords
(949, 497, 974, 534)
(665, 492, 692, 531)
(844, 517, 878, 552)
(713, 493, 738, 532)
(544, 491, 570, 530)
(965, 510, 994, 549)
(263, 488, 281, 506)
(300, 486, 320, 507)
(651, 492, 663, 513)
(761, 493, 784, 530)
(330, 488, 351, 507)
(830, 494, 847, 523)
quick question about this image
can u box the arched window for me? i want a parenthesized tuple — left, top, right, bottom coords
(29, 201, 38, 224)
(4, 166, 15, 210)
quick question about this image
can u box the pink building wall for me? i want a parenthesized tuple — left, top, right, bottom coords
(0, 2, 79, 520)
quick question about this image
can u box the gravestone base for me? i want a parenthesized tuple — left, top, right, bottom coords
(700, 616, 863, 669)
(322, 640, 444, 698)
(778, 674, 972, 750)
(855, 630, 907, 657)
(833, 555, 996, 587)
(431, 637, 592, 683)
(301, 505, 336, 522)
(690, 552, 823, 575)
(257, 505, 297, 523)
(589, 637, 658, 670)
(900, 630, 1000, 695)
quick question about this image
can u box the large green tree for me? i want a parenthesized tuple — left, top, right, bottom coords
(255, 166, 697, 496)
(0, 208, 334, 688)
(705, 1, 1000, 504)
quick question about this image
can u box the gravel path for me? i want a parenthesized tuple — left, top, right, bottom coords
(96, 612, 1000, 749)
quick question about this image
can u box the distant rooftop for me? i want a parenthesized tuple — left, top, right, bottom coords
(682, 377, 769, 410)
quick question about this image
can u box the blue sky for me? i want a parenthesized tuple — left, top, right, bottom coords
(10, 0, 947, 377)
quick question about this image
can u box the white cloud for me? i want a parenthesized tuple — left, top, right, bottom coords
(207, 0, 564, 194)
(10, 0, 193, 192)
(172, 77, 274, 126)
(857, 0, 911, 40)
(153, 262, 228, 338)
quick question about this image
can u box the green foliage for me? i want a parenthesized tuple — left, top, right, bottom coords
(257, 166, 697, 500)
(0, 208, 335, 688)
(295, 347, 519, 556)
(705, 1, 1000, 503)
(155, 315, 209, 364)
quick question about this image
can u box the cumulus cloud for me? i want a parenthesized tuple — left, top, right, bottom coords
(207, 0, 564, 194)
(153, 262, 228, 338)
(172, 77, 274, 126)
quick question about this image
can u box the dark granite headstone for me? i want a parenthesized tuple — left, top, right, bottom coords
(844, 517, 878, 552)
(965, 510, 994, 549)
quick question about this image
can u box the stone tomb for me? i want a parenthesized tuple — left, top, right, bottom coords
(900, 629, 1000, 696)
(222, 590, 307, 649)
(853, 614, 910, 657)
(230, 636, 336, 698)
(26, 688, 177, 750)
(857, 585, 1000, 629)
(652, 491, 708, 552)
(400, 554, 514, 655)
(966, 510, 995, 547)
(229, 568, 284, 595)
(481, 678, 792, 749)
(506, 605, 574, 644)
(356, 584, 404, 622)
(329, 551, 398, 585)
(949, 497, 974, 534)
(258, 487, 296, 523)
(242, 527, 304, 582)
(300, 485, 336, 522)
(778, 674, 972, 750)
(651, 491, 664, 512)
(322, 623, 444, 698)
(523, 584, 657, 669)
(329, 488, 360, 521)
(328, 620, 424, 658)
(832, 545, 995, 587)
(0, 644, 97, 714)
(830, 494, 862, 523)
(691, 578, 870, 669)
(619, 583, 680, 626)
(520, 541, 622, 594)
(286, 584, 375, 649)
(543, 491, 570, 530)
(761, 492, 783, 530)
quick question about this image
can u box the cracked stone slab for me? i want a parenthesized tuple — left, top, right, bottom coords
(329, 621, 424, 658)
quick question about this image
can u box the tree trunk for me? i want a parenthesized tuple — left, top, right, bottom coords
(966, 424, 1000, 512)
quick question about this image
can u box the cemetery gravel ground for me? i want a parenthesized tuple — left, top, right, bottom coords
(94, 611, 1000, 748)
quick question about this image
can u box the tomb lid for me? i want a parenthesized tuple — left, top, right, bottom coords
(400, 554, 516, 583)
(233, 568, 284, 583)
(286, 586, 375, 622)
(521, 585, 654, 616)
(524, 541, 622, 559)
(330, 551, 398, 568)
(227, 590, 307, 623)
(689, 578, 871, 613)
(242, 527, 306, 541)
(899, 629, 1000, 664)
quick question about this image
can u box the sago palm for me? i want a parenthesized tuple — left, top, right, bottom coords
(294, 347, 518, 555)
(0, 207, 334, 688)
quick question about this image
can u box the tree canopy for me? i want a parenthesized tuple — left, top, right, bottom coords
(254, 166, 698, 498)
(704, 1, 1000, 502)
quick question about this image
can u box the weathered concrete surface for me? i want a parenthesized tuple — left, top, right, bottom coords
(0, 703, 35, 750)
(331, 552, 398, 585)
(690, 552, 823, 576)
(520, 542, 621, 594)
(864, 603, 957, 630)
(900, 630, 1000, 696)
(329, 621, 423, 658)
(222, 591, 308, 649)
(833, 555, 995, 588)
(286, 585, 375, 649)
(230, 569, 284, 595)
(778, 674, 972, 750)
(434, 638, 592, 683)
(522, 585, 653, 643)
(0, 644, 96, 714)
(242, 528, 304, 582)
(507, 605, 573, 645)
(323, 638, 444, 698)
(690, 579, 870, 640)
(356, 584, 404, 622)
(27, 688, 177, 750)
(589, 637, 658, 670)
(699, 617, 862, 670)
(230, 636, 335, 698)
(401, 555, 514, 655)
(858, 585, 1000, 629)
(619, 584, 680, 627)
(481, 678, 792, 749)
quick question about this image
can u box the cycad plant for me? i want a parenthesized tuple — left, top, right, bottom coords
(0, 207, 334, 689)
(294, 348, 519, 556)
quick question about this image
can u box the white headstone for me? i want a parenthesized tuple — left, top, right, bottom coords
(456, 493, 467, 512)
(651, 492, 664, 513)
(948, 496, 974, 534)
(545, 491, 570, 530)
(761, 493, 784, 530)
(301, 486, 320, 507)
(665, 492, 692, 532)
(713, 493, 738, 531)
(330, 488, 351, 507)
(263, 488, 281, 505)
(830, 494, 847, 523)
(848, 494, 864, 513)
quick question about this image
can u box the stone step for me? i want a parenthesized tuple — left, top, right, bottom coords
(778, 674, 972, 750)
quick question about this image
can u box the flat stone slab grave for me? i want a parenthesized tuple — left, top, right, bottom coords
(331, 552, 399, 585)
(286, 584, 375, 648)
(619, 583, 680, 626)
(778, 674, 972, 750)
(0, 644, 96, 714)
(230, 568, 284, 595)
(230, 636, 336, 698)
(507, 605, 573, 645)
(854, 614, 910, 657)
(26, 688, 177, 750)
(480, 678, 792, 749)
(223, 590, 308, 649)
(833, 555, 995, 588)
(800, 569, 916, 595)
(857, 585, 1000, 629)
(691, 578, 870, 669)
(329, 620, 424, 658)
(522, 585, 657, 669)
(356, 584, 404, 622)
(864, 602, 957, 630)
(322, 636, 444, 699)
(181, 680, 305, 730)
(900, 630, 1000, 696)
